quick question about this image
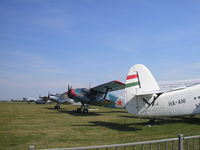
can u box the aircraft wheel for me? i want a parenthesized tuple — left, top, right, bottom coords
(83, 109, 88, 114)
(54, 105, 60, 109)
(148, 119, 155, 126)
(77, 108, 81, 113)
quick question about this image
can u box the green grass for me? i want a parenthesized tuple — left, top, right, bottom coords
(0, 102, 200, 150)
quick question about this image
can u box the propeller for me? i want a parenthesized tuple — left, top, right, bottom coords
(68, 85, 72, 94)
(48, 92, 50, 99)
(40, 92, 52, 101)
(67, 85, 75, 98)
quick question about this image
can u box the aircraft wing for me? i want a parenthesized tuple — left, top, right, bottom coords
(90, 80, 125, 93)
(159, 79, 200, 89)
(59, 92, 69, 99)
(136, 79, 200, 95)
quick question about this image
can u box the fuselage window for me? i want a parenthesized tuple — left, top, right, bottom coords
(194, 97, 197, 100)
(198, 96, 200, 99)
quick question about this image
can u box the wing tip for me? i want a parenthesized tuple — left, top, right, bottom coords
(113, 80, 125, 86)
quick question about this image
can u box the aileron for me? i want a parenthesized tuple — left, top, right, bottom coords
(90, 80, 125, 93)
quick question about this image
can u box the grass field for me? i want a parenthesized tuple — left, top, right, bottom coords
(0, 102, 200, 150)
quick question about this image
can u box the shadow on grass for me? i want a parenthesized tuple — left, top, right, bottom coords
(155, 116, 200, 125)
(44, 107, 102, 116)
(60, 109, 128, 116)
(44, 107, 127, 116)
(119, 115, 200, 125)
(61, 109, 128, 116)
(99, 110, 128, 114)
(58, 110, 102, 116)
(44, 107, 57, 110)
(73, 121, 141, 131)
(119, 115, 150, 119)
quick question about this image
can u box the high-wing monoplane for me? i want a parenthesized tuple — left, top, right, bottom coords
(125, 64, 200, 124)
(65, 80, 125, 113)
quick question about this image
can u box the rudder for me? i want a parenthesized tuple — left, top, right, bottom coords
(125, 64, 160, 115)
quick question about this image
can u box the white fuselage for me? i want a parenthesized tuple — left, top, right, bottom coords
(126, 84, 200, 117)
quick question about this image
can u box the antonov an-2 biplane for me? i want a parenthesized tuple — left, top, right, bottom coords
(125, 64, 200, 124)
(65, 80, 125, 113)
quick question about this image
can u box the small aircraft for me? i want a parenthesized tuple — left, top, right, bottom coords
(34, 98, 47, 104)
(48, 92, 81, 109)
(23, 95, 50, 104)
(23, 97, 37, 103)
(125, 64, 200, 124)
(66, 80, 125, 113)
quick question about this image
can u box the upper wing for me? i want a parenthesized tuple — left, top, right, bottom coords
(158, 79, 200, 92)
(59, 92, 69, 99)
(90, 80, 125, 93)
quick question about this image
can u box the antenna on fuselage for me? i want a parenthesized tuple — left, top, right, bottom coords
(89, 82, 91, 89)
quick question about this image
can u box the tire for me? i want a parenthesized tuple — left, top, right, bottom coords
(77, 108, 81, 113)
(83, 109, 88, 114)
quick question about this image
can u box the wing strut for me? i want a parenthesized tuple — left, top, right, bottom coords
(142, 98, 151, 106)
(103, 87, 111, 99)
(139, 93, 163, 117)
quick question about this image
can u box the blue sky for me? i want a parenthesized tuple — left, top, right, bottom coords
(1, 0, 200, 100)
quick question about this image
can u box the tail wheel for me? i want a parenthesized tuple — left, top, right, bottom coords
(82, 109, 88, 114)
(148, 119, 155, 126)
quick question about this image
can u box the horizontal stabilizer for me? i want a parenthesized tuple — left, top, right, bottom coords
(135, 90, 161, 96)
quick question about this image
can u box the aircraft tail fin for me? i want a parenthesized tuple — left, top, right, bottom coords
(124, 64, 160, 115)
(125, 64, 160, 102)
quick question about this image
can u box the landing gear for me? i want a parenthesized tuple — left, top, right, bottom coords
(190, 115, 195, 118)
(76, 104, 89, 114)
(83, 108, 88, 114)
(148, 118, 156, 126)
(76, 108, 82, 113)
(54, 103, 61, 109)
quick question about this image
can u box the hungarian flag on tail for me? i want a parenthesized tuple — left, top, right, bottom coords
(125, 72, 140, 88)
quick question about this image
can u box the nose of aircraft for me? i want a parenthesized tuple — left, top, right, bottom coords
(67, 86, 77, 97)
(70, 89, 77, 96)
